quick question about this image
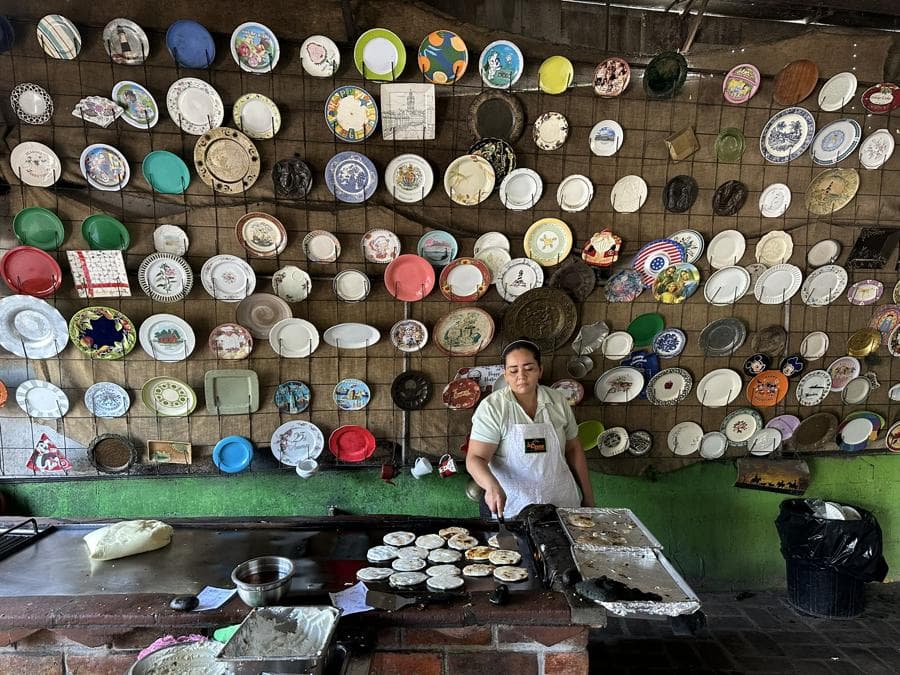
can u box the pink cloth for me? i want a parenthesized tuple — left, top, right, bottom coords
(137, 634, 207, 661)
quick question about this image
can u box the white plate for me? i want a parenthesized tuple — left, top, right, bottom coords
(699, 431, 727, 459)
(748, 428, 782, 456)
(323, 323, 380, 349)
(496, 257, 543, 302)
(588, 120, 623, 156)
(842, 376, 871, 405)
(333, 269, 371, 302)
(755, 231, 793, 266)
(796, 369, 832, 406)
(474, 246, 511, 285)
(139, 313, 195, 362)
(807, 239, 841, 267)
(810, 119, 862, 166)
(818, 71, 857, 111)
(598, 427, 629, 458)
(84, 382, 130, 418)
(721, 409, 762, 445)
(758, 183, 791, 218)
(138, 252, 193, 303)
(153, 224, 189, 255)
(9, 141, 61, 187)
(858, 129, 895, 170)
(444, 154, 495, 206)
(753, 264, 802, 304)
(695, 369, 741, 408)
(201, 254, 256, 301)
(303, 231, 341, 263)
(827, 356, 860, 392)
(667, 422, 703, 456)
(556, 174, 594, 212)
(270, 420, 324, 465)
(601, 331, 634, 360)
(16, 379, 69, 418)
(647, 368, 692, 405)
(533, 112, 569, 150)
(840, 418, 872, 446)
(800, 265, 847, 306)
(300, 35, 340, 77)
(361, 229, 401, 264)
(269, 318, 320, 358)
(706, 230, 746, 269)
(385, 154, 434, 203)
(272, 265, 312, 302)
(594, 366, 644, 403)
(890, 384, 900, 402)
(800, 331, 829, 360)
(233, 93, 281, 139)
(704, 266, 750, 305)
(474, 232, 510, 255)
(0, 295, 68, 359)
(610, 175, 647, 213)
(166, 77, 224, 135)
(668, 229, 704, 264)
(499, 168, 543, 210)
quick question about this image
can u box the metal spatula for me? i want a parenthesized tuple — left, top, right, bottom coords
(496, 512, 517, 550)
(365, 590, 464, 611)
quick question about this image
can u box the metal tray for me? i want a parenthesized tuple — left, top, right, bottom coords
(557, 507, 662, 551)
(216, 605, 340, 675)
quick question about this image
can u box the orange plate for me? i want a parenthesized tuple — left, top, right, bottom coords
(746, 369, 788, 407)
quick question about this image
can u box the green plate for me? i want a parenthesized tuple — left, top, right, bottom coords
(142, 150, 191, 194)
(643, 51, 688, 99)
(353, 28, 406, 81)
(13, 207, 64, 251)
(627, 313, 665, 347)
(81, 213, 130, 250)
(577, 420, 605, 450)
(715, 128, 746, 163)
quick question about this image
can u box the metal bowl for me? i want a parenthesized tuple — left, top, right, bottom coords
(231, 556, 295, 607)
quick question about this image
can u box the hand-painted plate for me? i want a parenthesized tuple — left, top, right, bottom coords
(497, 257, 543, 302)
(443, 154, 495, 205)
(390, 319, 429, 353)
(810, 119, 861, 165)
(652, 263, 699, 304)
(605, 268, 643, 303)
(80, 144, 130, 191)
(354, 28, 406, 80)
(235, 212, 287, 258)
(9, 141, 60, 186)
(208, 323, 253, 360)
(442, 378, 481, 410)
(139, 313, 195, 362)
(479, 39, 523, 88)
(37, 14, 81, 60)
(417, 230, 459, 267)
(137, 252, 193, 303)
(270, 420, 324, 465)
(847, 279, 883, 305)
(594, 366, 644, 403)
(111, 81, 158, 128)
(362, 229, 401, 264)
(796, 369, 832, 406)
(720, 408, 763, 447)
(826, 356, 860, 393)
(418, 30, 468, 84)
(759, 107, 815, 164)
(334, 378, 371, 411)
(859, 129, 895, 170)
(668, 229, 704, 264)
(551, 378, 584, 406)
(230, 22, 280, 73)
(85, 382, 130, 418)
(325, 151, 378, 203)
(870, 305, 900, 345)
(68, 306, 136, 360)
(103, 18, 149, 65)
(652, 328, 686, 359)
(433, 307, 494, 356)
(325, 86, 378, 142)
(594, 57, 630, 97)
(141, 376, 197, 417)
(274, 380, 311, 414)
(722, 63, 760, 104)
(746, 370, 788, 407)
(805, 168, 859, 216)
(300, 35, 340, 77)
(524, 218, 573, 267)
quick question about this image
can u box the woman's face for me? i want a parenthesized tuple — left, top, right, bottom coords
(503, 348, 542, 396)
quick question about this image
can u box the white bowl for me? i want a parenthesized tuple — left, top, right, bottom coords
(296, 458, 319, 479)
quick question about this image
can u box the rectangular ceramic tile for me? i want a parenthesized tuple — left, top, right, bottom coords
(66, 250, 131, 298)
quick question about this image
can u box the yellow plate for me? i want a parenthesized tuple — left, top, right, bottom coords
(524, 217, 573, 267)
(538, 55, 574, 94)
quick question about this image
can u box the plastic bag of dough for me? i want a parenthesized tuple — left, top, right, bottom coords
(83, 520, 173, 561)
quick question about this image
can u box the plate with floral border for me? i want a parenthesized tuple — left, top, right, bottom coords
(720, 407, 763, 447)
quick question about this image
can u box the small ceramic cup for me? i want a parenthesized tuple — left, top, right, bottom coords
(296, 458, 318, 479)
(410, 456, 433, 479)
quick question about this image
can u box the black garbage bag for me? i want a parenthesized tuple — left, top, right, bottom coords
(775, 499, 889, 582)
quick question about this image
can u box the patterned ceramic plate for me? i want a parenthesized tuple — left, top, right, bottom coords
(646, 368, 692, 406)
(270, 420, 324, 465)
(667, 422, 703, 456)
(668, 229, 704, 264)
(139, 313, 195, 362)
(325, 85, 378, 142)
(9, 141, 60, 187)
(334, 378, 371, 411)
(325, 151, 378, 203)
(141, 376, 197, 417)
(496, 257, 543, 302)
(796, 369, 832, 406)
(201, 254, 256, 301)
(720, 408, 764, 447)
(68, 306, 136, 360)
(362, 229, 401, 264)
(233, 93, 282, 139)
(300, 35, 340, 77)
(208, 323, 253, 360)
(10, 83, 54, 125)
(800, 264, 847, 306)
(847, 279, 882, 305)
(193, 127, 260, 194)
(524, 218, 572, 267)
(479, 39, 523, 88)
(826, 356, 860, 392)
(652, 328, 686, 358)
(605, 268, 643, 303)
(230, 22, 279, 73)
(418, 30, 468, 84)
(759, 107, 815, 164)
(433, 307, 494, 356)
(272, 265, 311, 302)
(235, 212, 287, 258)
(594, 366, 644, 404)
(390, 319, 429, 353)
(37, 14, 81, 59)
(440, 258, 491, 301)
(274, 380, 311, 414)
(805, 168, 859, 216)
(651, 263, 699, 304)
(138, 252, 193, 303)
(444, 154, 495, 205)
(103, 18, 149, 65)
(166, 77, 224, 135)
(533, 112, 569, 150)
(111, 80, 158, 128)
(385, 154, 434, 203)
(16, 379, 69, 418)
(631, 239, 686, 288)
(85, 382, 130, 418)
(810, 119, 861, 165)
(79, 144, 130, 191)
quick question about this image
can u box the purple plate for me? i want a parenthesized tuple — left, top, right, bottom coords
(766, 414, 801, 441)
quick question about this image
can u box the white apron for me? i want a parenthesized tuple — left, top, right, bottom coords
(490, 406, 581, 518)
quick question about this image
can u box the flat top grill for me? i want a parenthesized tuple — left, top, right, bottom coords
(0, 519, 54, 562)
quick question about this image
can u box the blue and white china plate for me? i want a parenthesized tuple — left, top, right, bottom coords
(759, 107, 815, 164)
(325, 151, 378, 203)
(652, 328, 686, 359)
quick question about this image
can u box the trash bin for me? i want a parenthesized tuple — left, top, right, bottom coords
(775, 499, 889, 618)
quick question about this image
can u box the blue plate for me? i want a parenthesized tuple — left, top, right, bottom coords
(166, 20, 216, 69)
(324, 151, 378, 203)
(274, 380, 311, 414)
(213, 435, 253, 473)
(417, 230, 458, 267)
(333, 378, 371, 411)
(652, 328, 686, 359)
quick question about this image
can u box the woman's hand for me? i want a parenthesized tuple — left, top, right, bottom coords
(484, 483, 507, 517)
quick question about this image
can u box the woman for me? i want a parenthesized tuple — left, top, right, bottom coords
(466, 339, 595, 518)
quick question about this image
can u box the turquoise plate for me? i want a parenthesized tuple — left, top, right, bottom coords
(417, 230, 458, 267)
(142, 150, 191, 194)
(213, 435, 253, 473)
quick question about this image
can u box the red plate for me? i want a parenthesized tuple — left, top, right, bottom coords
(1, 246, 62, 297)
(439, 257, 491, 302)
(442, 378, 481, 410)
(862, 83, 900, 114)
(384, 254, 435, 302)
(329, 425, 376, 462)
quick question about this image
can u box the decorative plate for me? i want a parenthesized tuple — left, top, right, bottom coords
(753, 263, 802, 304)
(524, 218, 573, 267)
(274, 380, 311, 414)
(706, 229, 746, 269)
(9, 141, 60, 187)
(631, 239, 686, 288)
(334, 378, 371, 411)
(601, 425, 631, 455)
(721, 408, 764, 447)
(111, 80, 158, 128)
(353, 28, 405, 80)
(644, 51, 688, 99)
(325, 85, 378, 142)
(583, 230, 622, 268)
(361, 229, 401, 264)
(652, 328, 686, 359)
(85, 382, 130, 418)
(861, 83, 900, 114)
(759, 107, 815, 164)
(269, 318, 319, 358)
(417, 230, 459, 267)
(551, 378, 584, 406)
(800, 264, 846, 306)
(235, 212, 287, 258)
(589, 120, 623, 157)
(236, 293, 292, 340)
(767, 415, 801, 441)
(758, 183, 791, 218)
(300, 35, 340, 77)
(594, 56, 630, 97)
(80, 144, 129, 191)
(646, 368, 692, 406)
(11, 83, 54, 126)
(418, 30, 468, 84)
(166, 78, 224, 135)
(390, 319, 428, 353)
(538, 55, 574, 94)
(16, 379, 68, 418)
(722, 63, 760, 104)
(773, 59, 818, 105)
(333, 270, 371, 303)
(270, 420, 324, 465)
(859, 129, 895, 170)
(594, 366, 644, 404)
(800, 331, 829, 360)
(469, 137, 516, 187)
(193, 127, 260, 194)
(667, 422, 703, 457)
(748, 428, 782, 457)
(442, 378, 481, 410)
(668, 229, 704, 264)
(440, 258, 491, 302)
(846, 328, 881, 358)
(601, 331, 634, 361)
(141, 376, 197, 417)
(1, 246, 62, 297)
(818, 71, 857, 111)
(476, 246, 512, 285)
(651, 263, 699, 304)
(165, 19, 215, 68)
(37, 14, 81, 59)
(137, 253, 193, 303)
(499, 168, 543, 210)
(69, 250, 129, 300)
(329, 425, 377, 462)
(208, 323, 253, 360)
(384, 254, 436, 302)
(549, 259, 596, 302)
(715, 128, 745, 162)
(746, 370, 788, 407)
(103, 18, 149, 65)
(847, 279, 883, 305)
(795, 369, 831, 407)
(755, 231, 794, 267)
(605, 268, 643, 303)
(233, 93, 282, 139)
(497, 257, 543, 302)
(142, 150, 191, 195)
(810, 119, 862, 165)
(467, 89, 526, 142)
(272, 156, 313, 198)
(533, 112, 569, 151)
(807, 239, 841, 267)
(433, 307, 494, 356)
(841, 376, 871, 405)
(699, 432, 727, 460)
(213, 436, 253, 474)
(502, 287, 577, 351)
(0, 294, 67, 359)
(751, 324, 787, 358)
(14, 207, 64, 251)
(325, 151, 378, 203)
(153, 224, 189, 255)
(480, 39, 523, 88)
(628, 430, 653, 456)
(230, 22, 279, 73)
(744, 353, 771, 378)
(826, 357, 860, 392)
(391, 371, 432, 411)
(805, 168, 859, 216)
(704, 266, 750, 306)
(556, 174, 594, 212)
(200, 254, 256, 302)
(68, 306, 136, 360)
(610, 175, 648, 213)
(663, 174, 699, 213)
(780, 355, 806, 378)
(385, 154, 434, 203)
(323, 323, 380, 350)
(695, 368, 742, 408)
(444, 154, 495, 205)
(272, 265, 311, 302)
(139, 313, 195, 362)
(303, 230, 341, 263)
(874, 306, 900, 347)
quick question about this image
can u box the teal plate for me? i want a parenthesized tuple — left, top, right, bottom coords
(13, 207, 64, 251)
(81, 213, 130, 250)
(142, 150, 190, 194)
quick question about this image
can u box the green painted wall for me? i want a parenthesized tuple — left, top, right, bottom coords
(2, 456, 897, 590)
